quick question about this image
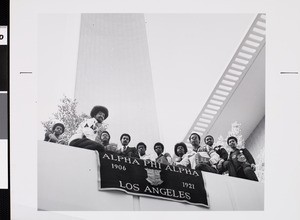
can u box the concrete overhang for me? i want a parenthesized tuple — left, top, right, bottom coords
(207, 45, 265, 142)
(183, 14, 266, 144)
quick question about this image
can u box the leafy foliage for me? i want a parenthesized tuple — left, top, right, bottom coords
(41, 95, 89, 144)
(216, 121, 245, 153)
(216, 122, 264, 182)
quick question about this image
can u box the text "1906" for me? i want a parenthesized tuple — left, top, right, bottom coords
(111, 163, 126, 171)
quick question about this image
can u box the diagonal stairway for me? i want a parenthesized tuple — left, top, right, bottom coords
(183, 14, 266, 144)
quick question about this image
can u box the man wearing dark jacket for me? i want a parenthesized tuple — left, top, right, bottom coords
(227, 136, 258, 181)
(204, 135, 235, 175)
(118, 133, 139, 158)
(95, 131, 118, 152)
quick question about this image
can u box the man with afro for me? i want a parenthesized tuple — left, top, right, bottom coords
(68, 105, 109, 151)
(44, 122, 66, 144)
(172, 142, 191, 168)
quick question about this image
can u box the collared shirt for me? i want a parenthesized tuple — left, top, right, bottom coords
(156, 153, 172, 165)
(214, 146, 229, 161)
(229, 148, 255, 170)
(187, 150, 198, 169)
(139, 154, 152, 160)
(195, 146, 211, 164)
(118, 145, 139, 158)
(117, 145, 129, 153)
(188, 145, 221, 169)
(189, 145, 208, 169)
(201, 145, 221, 165)
(172, 150, 195, 168)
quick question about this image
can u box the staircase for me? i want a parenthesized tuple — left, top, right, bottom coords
(183, 14, 266, 144)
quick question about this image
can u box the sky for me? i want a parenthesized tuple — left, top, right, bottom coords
(38, 13, 255, 155)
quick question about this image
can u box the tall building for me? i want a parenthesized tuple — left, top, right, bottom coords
(74, 14, 160, 148)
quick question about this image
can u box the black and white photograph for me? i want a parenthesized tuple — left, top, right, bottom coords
(6, 0, 300, 219)
(37, 13, 265, 211)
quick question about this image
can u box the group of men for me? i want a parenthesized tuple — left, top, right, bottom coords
(44, 105, 258, 182)
(173, 134, 258, 181)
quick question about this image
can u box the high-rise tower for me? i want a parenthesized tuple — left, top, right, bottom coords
(74, 14, 160, 148)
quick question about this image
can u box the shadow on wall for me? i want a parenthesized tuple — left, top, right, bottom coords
(246, 116, 265, 183)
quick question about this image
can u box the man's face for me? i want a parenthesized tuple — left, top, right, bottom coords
(176, 145, 186, 157)
(121, 135, 130, 146)
(95, 111, 106, 123)
(189, 134, 200, 146)
(100, 132, 110, 142)
(137, 145, 146, 156)
(228, 139, 237, 149)
(54, 126, 63, 135)
(154, 145, 163, 155)
(205, 136, 214, 146)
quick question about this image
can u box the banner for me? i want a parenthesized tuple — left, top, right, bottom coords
(97, 151, 209, 207)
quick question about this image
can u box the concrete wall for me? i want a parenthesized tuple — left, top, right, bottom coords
(246, 116, 265, 182)
(38, 141, 264, 211)
(74, 14, 160, 150)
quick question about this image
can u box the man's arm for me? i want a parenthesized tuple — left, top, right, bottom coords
(219, 148, 229, 161)
(164, 153, 172, 164)
(242, 148, 257, 170)
(175, 154, 190, 167)
(126, 147, 139, 158)
(243, 148, 255, 165)
(216, 148, 228, 169)
(44, 131, 51, 141)
(44, 131, 59, 143)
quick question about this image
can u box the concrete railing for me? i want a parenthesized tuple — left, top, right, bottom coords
(38, 141, 264, 211)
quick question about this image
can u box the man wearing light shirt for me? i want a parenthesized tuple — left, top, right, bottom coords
(68, 105, 108, 151)
(154, 142, 172, 165)
(172, 142, 191, 168)
(189, 133, 217, 173)
(136, 142, 151, 161)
